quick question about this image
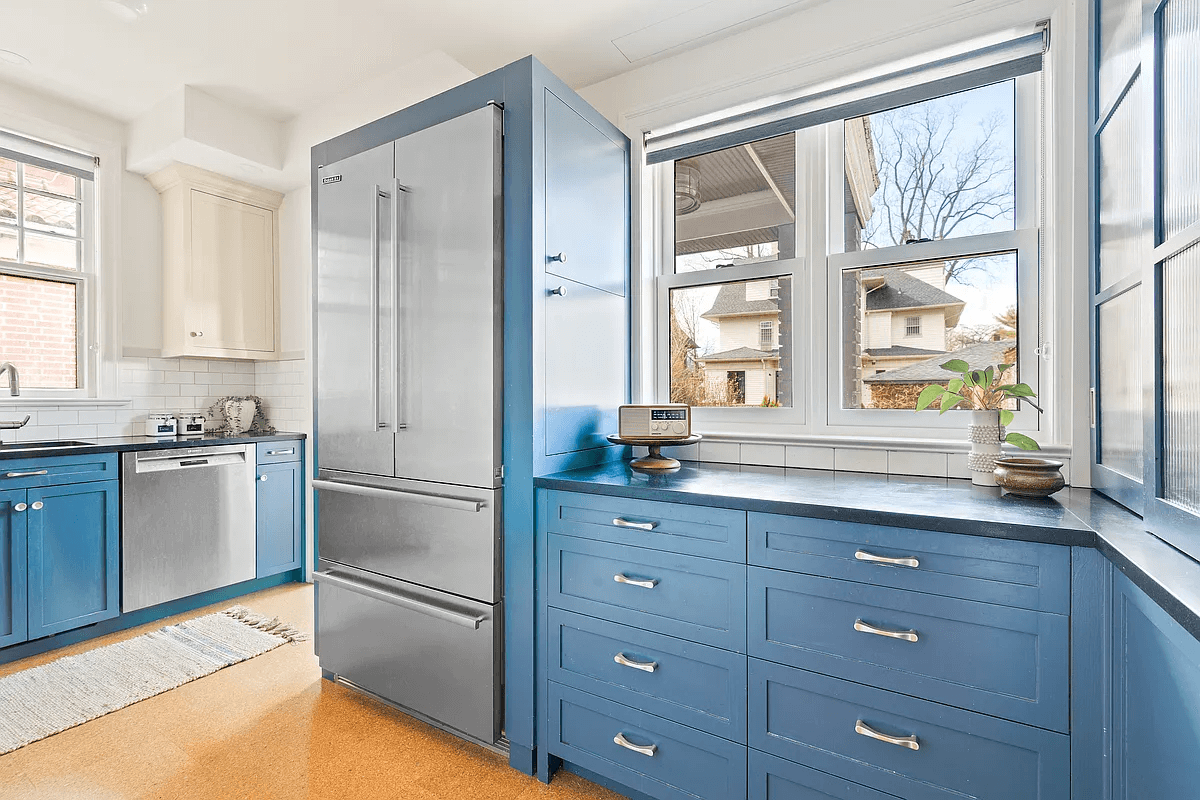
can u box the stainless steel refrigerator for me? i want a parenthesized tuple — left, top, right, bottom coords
(312, 104, 504, 746)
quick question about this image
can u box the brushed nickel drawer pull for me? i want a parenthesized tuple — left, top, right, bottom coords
(614, 652, 658, 673)
(854, 619, 919, 643)
(613, 517, 657, 531)
(614, 573, 658, 589)
(855, 720, 920, 750)
(855, 549, 919, 569)
(266, 448, 295, 456)
(613, 732, 657, 757)
(5, 469, 48, 479)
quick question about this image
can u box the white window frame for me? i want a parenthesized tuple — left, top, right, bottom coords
(0, 150, 97, 400)
(651, 71, 1046, 442)
(759, 320, 775, 349)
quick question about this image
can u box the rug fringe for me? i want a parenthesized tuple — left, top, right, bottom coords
(222, 605, 310, 643)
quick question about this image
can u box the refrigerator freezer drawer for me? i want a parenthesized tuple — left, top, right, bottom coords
(315, 471, 500, 603)
(314, 565, 501, 745)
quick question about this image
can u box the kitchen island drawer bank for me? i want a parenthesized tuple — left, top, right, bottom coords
(532, 462, 1200, 800)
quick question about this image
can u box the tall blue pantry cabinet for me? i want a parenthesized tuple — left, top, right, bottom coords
(309, 57, 631, 771)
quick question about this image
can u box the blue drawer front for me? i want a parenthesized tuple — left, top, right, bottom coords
(257, 440, 303, 465)
(549, 683, 748, 800)
(748, 658, 1069, 800)
(749, 750, 901, 800)
(544, 490, 746, 562)
(749, 567, 1068, 732)
(0, 453, 118, 491)
(549, 608, 748, 742)
(748, 513, 1070, 614)
(548, 534, 747, 652)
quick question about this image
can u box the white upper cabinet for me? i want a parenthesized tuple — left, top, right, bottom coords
(148, 163, 283, 359)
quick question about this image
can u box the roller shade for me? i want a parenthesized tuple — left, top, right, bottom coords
(0, 129, 96, 180)
(645, 27, 1048, 165)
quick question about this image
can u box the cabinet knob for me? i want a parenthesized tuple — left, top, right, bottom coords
(13, 502, 26, 512)
(549, 286, 567, 297)
(30, 501, 43, 510)
(190, 331, 204, 338)
(259, 475, 269, 482)
(548, 252, 567, 263)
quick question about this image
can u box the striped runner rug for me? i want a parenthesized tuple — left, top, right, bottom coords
(0, 605, 308, 755)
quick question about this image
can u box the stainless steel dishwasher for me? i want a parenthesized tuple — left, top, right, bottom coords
(121, 445, 257, 612)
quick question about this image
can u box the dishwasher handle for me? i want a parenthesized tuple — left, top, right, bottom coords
(134, 450, 247, 473)
(313, 478, 486, 512)
(313, 570, 487, 630)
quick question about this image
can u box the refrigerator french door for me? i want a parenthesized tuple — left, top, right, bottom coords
(314, 104, 504, 746)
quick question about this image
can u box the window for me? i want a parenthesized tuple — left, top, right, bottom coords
(653, 28, 1045, 436)
(0, 143, 94, 393)
(759, 320, 774, 349)
(1091, 0, 1200, 560)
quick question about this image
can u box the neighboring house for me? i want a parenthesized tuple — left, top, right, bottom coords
(864, 339, 1018, 409)
(697, 278, 781, 405)
(848, 262, 966, 407)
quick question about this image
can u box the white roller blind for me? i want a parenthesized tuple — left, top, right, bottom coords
(645, 26, 1048, 164)
(0, 129, 96, 180)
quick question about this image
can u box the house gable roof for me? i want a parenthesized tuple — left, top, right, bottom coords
(864, 340, 1017, 384)
(699, 346, 779, 363)
(701, 281, 779, 319)
(864, 267, 965, 313)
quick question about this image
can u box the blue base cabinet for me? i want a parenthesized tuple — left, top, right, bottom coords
(26, 479, 120, 639)
(0, 453, 120, 648)
(1111, 570, 1200, 800)
(0, 488, 28, 649)
(537, 489, 1075, 800)
(256, 440, 304, 578)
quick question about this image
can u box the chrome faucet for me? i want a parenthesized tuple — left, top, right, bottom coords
(0, 362, 18, 396)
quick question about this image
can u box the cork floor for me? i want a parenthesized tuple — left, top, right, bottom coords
(0, 583, 622, 800)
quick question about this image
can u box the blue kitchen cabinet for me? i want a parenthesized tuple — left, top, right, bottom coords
(25, 479, 119, 639)
(0, 488, 28, 649)
(1111, 570, 1200, 800)
(256, 458, 303, 577)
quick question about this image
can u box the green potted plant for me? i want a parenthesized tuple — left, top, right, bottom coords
(915, 359, 1040, 486)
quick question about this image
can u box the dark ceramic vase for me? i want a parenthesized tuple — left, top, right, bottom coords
(993, 457, 1066, 498)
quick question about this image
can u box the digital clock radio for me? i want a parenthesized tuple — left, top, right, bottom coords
(618, 404, 691, 438)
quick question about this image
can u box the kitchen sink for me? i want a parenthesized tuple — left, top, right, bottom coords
(0, 440, 91, 453)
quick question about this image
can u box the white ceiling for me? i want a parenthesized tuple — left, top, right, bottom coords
(0, 0, 827, 124)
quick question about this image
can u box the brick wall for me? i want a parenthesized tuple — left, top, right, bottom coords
(0, 273, 77, 389)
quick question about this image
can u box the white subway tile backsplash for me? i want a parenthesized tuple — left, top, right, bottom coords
(163, 371, 195, 384)
(833, 448, 889, 473)
(887, 450, 948, 478)
(698, 440, 740, 464)
(147, 358, 180, 372)
(785, 445, 835, 470)
(740, 443, 786, 467)
(37, 410, 79, 427)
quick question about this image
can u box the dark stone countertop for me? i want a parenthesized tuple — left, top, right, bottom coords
(0, 431, 306, 461)
(536, 460, 1200, 641)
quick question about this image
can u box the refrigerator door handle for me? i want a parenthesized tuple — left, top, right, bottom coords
(371, 184, 389, 432)
(313, 570, 486, 630)
(393, 178, 408, 431)
(313, 478, 487, 512)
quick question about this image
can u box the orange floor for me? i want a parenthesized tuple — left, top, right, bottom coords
(0, 583, 622, 800)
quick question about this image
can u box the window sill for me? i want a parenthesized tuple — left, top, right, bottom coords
(0, 397, 133, 409)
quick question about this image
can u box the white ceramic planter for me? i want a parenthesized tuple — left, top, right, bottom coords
(967, 409, 1004, 486)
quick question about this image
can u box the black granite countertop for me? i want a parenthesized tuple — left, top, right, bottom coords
(536, 461, 1200, 641)
(0, 431, 306, 461)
